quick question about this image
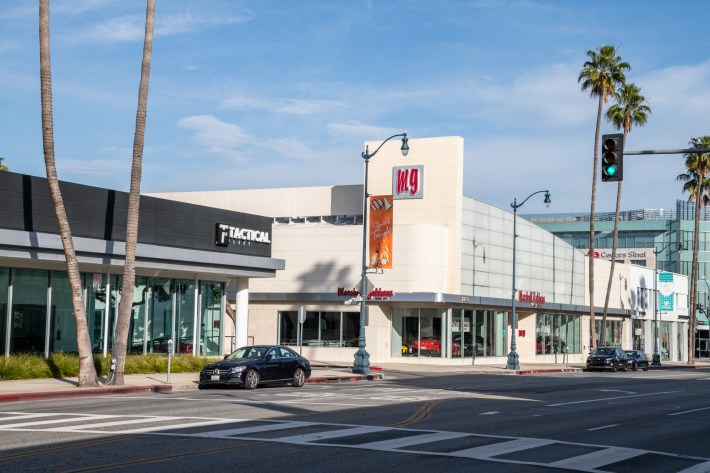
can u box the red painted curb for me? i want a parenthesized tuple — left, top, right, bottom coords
(0, 384, 172, 403)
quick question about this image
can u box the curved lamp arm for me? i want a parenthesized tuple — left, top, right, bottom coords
(512, 190, 551, 210)
(362, 132, 409, 160)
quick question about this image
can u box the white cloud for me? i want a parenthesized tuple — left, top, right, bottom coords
(67, 9, 253, 44)
(220, 94, 344, 115)
(327, 121, 401, 140)
(177, 115, 253, 161)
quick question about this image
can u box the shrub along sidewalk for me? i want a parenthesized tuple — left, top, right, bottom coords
(0, 353, 213, 380)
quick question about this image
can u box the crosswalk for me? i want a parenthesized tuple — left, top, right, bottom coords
(1, 411, 709, 473)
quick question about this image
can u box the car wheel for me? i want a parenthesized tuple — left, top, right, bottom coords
(611, 362, 617, 372)
(642, 366, 649, 371)
(632, 362, 638, 371)
(621, 363, 627, 372)
(292, 368, 305, 388)
(244, 369, 259, 390)
(198, 383, 205, 390)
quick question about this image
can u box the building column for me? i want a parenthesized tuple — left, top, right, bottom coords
(235, 278, 249, 349)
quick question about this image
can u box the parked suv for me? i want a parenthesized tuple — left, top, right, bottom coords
(586, 347, 628, 372)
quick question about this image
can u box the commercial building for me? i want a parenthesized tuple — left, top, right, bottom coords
(152, 136, 689, 365)
(526, 201, 706, 358)
(0, 171, 283, 358)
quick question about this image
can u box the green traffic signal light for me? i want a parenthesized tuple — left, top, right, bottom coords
(601, 133, 624, 182)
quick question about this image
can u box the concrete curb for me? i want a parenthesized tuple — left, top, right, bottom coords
(0, 373, 382, 403)
(0, 384, 172, 403)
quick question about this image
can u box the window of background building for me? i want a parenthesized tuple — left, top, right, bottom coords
(536, 314, 580, 355)
(199, 281, 223, 356)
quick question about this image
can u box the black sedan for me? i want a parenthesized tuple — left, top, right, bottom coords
(586, 346, 628, 372)
(199, 345, 311, 390)
(624, 350, 650, 371)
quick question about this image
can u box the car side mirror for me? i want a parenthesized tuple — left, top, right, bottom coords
(223, 355, 228, 360)
(264, 354, 273, 362)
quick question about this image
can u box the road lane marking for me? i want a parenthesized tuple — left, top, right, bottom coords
(549, 446, 645, 470)
(450, 438, 555, 459)
(547, 390, 683, 407)
(669, 406, 710, 416)
(4, 412, 710, 473)
(587, 424, 619, 431)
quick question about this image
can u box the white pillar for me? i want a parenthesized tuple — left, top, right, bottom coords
(235, 278, 249, 349)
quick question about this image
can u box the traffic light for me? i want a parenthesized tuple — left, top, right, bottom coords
(601, 133, 624, 182)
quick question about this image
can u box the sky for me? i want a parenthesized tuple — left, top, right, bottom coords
(1, 0, 709, 215)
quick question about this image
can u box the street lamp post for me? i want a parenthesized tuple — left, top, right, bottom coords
(506, 190, 551, 371)
(352, 133, 409, 375)
(652, 241, 683, 366)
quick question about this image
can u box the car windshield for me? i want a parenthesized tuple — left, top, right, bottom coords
(592, 348, 614, 356)
(226, 347, 265, 360)
(625, 351, 636, 357)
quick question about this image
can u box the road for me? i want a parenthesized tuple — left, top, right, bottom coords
(1, 367, 709, 473)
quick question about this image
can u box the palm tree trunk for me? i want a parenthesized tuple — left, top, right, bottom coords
(39, 0, 98, 387)
(110, 0, 155, 385)
(589, 92, 603, 350)
(689, 187, 700, 365)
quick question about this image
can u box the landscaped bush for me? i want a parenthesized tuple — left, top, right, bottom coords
(0, 353, 217, 380)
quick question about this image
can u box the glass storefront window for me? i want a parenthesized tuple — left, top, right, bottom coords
(536, 313, 580, 355)
(86, 273, 107, 353)
(661, 321, 672, 359)
(594, 319, 623, 347)
(199, 281, 223, 356)
(0, 268, 8, 355)
(392, 308, 446, 358)
(148, 278, 173, 354)
(278, 311, 359, 348)
(49, 272, 78, 354)
(11, 269, 48, 354)
(175, 280, 196, 355)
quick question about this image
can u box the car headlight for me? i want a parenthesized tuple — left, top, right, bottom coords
(229, 366, 246, 374)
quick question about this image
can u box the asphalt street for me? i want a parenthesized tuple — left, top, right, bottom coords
(1, 367, 709, 473)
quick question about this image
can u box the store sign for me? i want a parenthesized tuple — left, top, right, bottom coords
(587, 248, 649, 260)
(215, 223, 271, 247)
(658, 272, 674, 311)
(336, 287, 394, 301)
(392, 165, 423, 200)
(518, 290, 545, 305)
(452, 320, 471, 333)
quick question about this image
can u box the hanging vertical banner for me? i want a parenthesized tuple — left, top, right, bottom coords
(368, 195, 394, 269)
(658, 272, 674, 311)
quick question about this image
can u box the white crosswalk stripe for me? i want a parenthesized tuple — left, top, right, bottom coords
(1, 411, 709, 473)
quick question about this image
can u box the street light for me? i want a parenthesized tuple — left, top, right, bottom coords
(352, 133, 409, 375)
(652, 241, 683, 366)
(506, 190, 551, 371)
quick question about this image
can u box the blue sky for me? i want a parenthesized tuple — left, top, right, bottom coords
(1, 0, 709, 214)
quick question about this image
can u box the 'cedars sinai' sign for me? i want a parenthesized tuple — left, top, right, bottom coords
(392, 165, 423, 200)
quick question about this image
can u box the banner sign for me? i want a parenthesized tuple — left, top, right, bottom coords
(658, 272, 674, 311)
(368, 195, 394, 269)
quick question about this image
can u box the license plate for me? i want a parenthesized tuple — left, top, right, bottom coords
(210, 375, 220, 381)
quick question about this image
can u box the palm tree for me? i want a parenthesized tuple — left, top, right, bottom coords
(109, 0, 155, 385)
(39, 0, 98, 387)
(578, 45, 630, 349)
(0, 157, 8, 171)
(676, 136, 710, 366)
(599, 83, 651, 346)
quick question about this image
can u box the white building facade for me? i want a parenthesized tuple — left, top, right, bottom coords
(151, 136, 688, 365)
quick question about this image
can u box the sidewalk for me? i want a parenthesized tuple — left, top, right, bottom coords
(0, 359, 707, 404)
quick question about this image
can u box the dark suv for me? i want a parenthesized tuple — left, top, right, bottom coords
(586, 347, 628, 372)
